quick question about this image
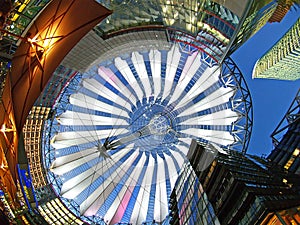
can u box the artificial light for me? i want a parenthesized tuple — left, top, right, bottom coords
(0, 124, 15, 133)
(283, 178, 288, 184)
(293, 148, 299, 157)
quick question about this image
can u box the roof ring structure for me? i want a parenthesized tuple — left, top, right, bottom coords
(45, 33, 252, 225)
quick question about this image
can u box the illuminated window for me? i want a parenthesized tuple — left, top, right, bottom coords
(284, 148, 300, 170)
(293, 148, 300, 157)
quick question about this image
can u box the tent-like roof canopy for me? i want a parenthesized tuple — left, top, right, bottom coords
(47, 40, 250, 224)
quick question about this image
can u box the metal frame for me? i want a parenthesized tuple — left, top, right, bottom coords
(271, 88, 300, 147)
(40, 27, 253, 223)
(42, 73, 107, 225)
(169, 33, 253, 153)
(220, 57, 253, 154)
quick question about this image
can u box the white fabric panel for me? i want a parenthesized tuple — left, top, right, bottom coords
(130, 155, 154, 224)
(167, 153, 181, 190)
(51, 151, 100, 176)
(53, 147, 96, 167)
(93, 152, 140, 221)
(179, 51, 200, 83)
(58, 110, 128, 126)
(182, 128, 234, 145)
(110, 148, 141, 186)
(177, 86, 234, 116)
(70, 93, 130, 117)
(158, 181, 169, 222)
(130, 183, 148, 225)
(83, 78, 133, 112)
(191, 87, 234, 112)
(54, 130, 96, 140)
(60, 146, 133, 196)
(153, 181, 161, 223)
(98, 66, 124, 93)
(184, 109, 239, 125)
(162, 44, 181, 101)
(80, 159, 130, 215)
(61, 162, 102, 195)
(155, 156, 167, 183)
(131, 52, 152, 97)
(82, 78, 114, 103)
(169, 51, 201, 104)
(176, 65, 220, 108)
(51, 129, 126, 149)
(115, 57, 143, 103)
(105, 184, 128, 222)
(124, 152, 149, 224)
(162, 154, 179, 186)
(114, 57, 143, 104)
(82, 179, 116, 216)
(51, 136, 96, 150)
(180, 128, 235, 146)
(149, 49, 162, 97)
(180, 128, 208, 139)
(61, 163, 104, 200)
(153, 161, 168, 222)
(205, 131, 236, 146)
(142, 155, 155, 186)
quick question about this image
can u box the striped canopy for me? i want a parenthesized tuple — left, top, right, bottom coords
(50, 43, 239, 224)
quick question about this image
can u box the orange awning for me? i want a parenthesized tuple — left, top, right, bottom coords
(10, 0, 111, 132)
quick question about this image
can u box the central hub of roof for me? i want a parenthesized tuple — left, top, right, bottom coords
(129, 101, 178, 152)
(148, 114, 171, 135)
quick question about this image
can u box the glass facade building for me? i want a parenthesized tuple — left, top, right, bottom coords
(197, 150, 300, 224)
(169, 139, 221, 225)
(169, 138, 300, 225)
(252, 17, 300, 80)
(169, 162, 220, 225)
(227, 0, 279, 57)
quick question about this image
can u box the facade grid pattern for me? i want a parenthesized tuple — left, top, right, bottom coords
(38, 198, 87, 225)
(198, 150, 300, 224)
(229, 0, 277, 55)
(252, 17, 300, 80)
(171, 162, 220, 225)
(23, 106, 50, 189)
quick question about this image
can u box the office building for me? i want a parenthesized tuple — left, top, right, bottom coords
(169, 139, 221, 225)
(169, 162, 220, 225)
(269, 0, 300, 23)
(196, 146, 300, 224)
(252, 17, 300, 80)
(169, 138, 300, 225)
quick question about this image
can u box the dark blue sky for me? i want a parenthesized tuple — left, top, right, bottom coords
(232, 12, 300, 156)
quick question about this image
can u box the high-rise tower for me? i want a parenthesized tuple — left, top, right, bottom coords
(252, 17, 300, 80)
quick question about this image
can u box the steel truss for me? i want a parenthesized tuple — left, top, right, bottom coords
(218, 57, 253, 153)
(271, 88, 300, 147)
